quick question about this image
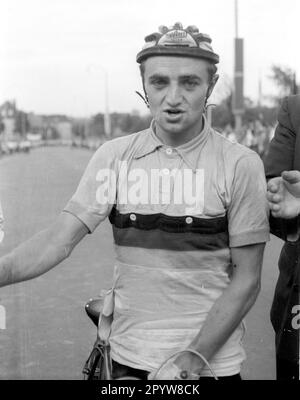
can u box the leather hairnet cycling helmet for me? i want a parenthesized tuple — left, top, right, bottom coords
(136, 22, 219, 64)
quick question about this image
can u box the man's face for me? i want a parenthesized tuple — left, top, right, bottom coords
(143, 56, 215, 142)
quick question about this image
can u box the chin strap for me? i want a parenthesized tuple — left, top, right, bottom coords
(205, 102, 216, 117)
(135, 90, 150, 108)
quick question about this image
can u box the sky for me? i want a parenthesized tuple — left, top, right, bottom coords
(1, 0, 300, 117)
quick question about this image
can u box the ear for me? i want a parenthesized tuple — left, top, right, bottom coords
(206, 74, 219, 98)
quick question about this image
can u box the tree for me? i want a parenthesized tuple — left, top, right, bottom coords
(90, 114, 105, 137)
(211, 93, 234, 129)
(269, 65, 298, 104)
(0, 119, 4, 134)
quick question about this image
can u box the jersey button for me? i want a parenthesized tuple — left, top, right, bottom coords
(185, 217, 193, 224)
(130, 214, 137, 221)
(166, 148, 173, 155)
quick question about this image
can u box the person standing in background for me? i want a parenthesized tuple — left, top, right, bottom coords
(264, 94, 300, 380)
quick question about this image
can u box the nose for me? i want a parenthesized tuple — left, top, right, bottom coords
(165, 83, 182, 107)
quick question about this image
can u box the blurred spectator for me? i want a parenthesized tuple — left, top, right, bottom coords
(216, 119, 274, 159)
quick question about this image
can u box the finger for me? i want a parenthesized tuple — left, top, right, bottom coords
(267, 179, 281, 193)
(268, 202, 280, 211)
(267, 184, 280, 193)
(267, 192, 282, 203)
(267, 192, 275, 202)
(271, 210, 282, 218)
(268, 185, 280, 193)
(282, 170, 300, 184)
(272, 194, 282, 203)
(267, 177, 281, 192)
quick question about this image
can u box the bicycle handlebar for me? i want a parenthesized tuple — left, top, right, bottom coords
(150, 349, 218, 380)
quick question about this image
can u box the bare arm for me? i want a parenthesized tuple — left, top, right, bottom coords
(0, 212, 89, 288)
(171, 243, 265, 378)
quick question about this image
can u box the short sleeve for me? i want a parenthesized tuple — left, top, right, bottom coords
(228, 154, 270, 247)
(63, 142, 117, 233)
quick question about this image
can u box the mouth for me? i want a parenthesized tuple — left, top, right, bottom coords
(164, 109, 184, 120)
(165, 109, 183, 115)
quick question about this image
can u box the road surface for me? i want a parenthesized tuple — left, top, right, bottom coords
(0, 147, 280, 379)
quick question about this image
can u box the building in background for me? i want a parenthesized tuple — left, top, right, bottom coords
(0, 101, 17, 141)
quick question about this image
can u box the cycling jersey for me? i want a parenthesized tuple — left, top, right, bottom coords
(63, 116, 269, 376)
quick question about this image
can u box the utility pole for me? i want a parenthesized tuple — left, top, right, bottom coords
(292, 71, 298, 95)
(86, 64, 112, 139)
(258, 71, 262, 107)
(232, 0, 244, 132)
(104, 71, 112, 139)
(235, 0, 239, 38)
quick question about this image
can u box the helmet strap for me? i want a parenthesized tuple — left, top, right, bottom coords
(136, 76, 150, 108)
(135, 90, 149, 108)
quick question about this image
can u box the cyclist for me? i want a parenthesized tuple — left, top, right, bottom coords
(0, 22, 270, 380)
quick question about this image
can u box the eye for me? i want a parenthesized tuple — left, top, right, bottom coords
(149, 77, 168, 89)
(182, 79, 199, 89)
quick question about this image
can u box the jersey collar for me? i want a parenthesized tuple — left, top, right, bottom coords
(133, 116, 211, 171)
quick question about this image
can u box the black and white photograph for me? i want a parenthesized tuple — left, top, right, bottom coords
(0, 0, 300, 385)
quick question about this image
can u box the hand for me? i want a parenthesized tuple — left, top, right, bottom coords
(173, 351, 205, 379)
(267, 171, 300, 219)
(148, 350, 204, 380)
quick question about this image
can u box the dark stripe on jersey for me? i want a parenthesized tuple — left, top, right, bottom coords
(111, 226, 229, 251)
(109, 206, 229, 251)
(109, 206, 228, 234)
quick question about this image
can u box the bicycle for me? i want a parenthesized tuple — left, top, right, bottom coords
(82, 295, 218, 380)
(82, 296, 114, 380)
